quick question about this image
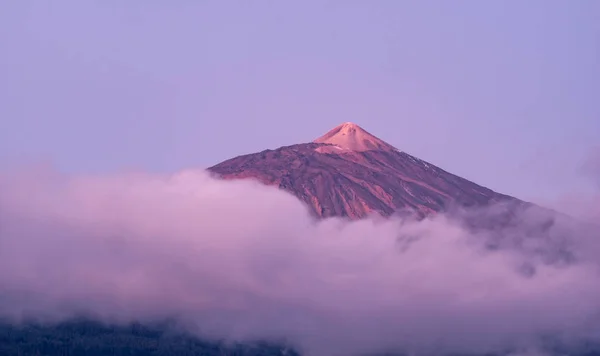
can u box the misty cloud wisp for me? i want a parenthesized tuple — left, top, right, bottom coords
(0, 169, 599, 356)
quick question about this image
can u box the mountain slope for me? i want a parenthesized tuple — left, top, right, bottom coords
(208, 122, 520, 219)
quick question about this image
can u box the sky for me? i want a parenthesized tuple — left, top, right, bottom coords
(0, 1, 599, 203)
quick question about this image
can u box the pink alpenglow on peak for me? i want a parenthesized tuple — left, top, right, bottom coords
(209, 122, 519, 219)
(313, 122, 398, 152)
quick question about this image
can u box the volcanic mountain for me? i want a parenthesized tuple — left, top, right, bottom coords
(208, 122, 522, 220)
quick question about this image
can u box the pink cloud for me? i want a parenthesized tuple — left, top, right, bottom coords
(0, 168, 599, 356)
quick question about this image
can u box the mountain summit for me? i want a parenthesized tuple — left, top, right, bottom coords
(209, 123, 518, 219)
(313, 122, 398, 152)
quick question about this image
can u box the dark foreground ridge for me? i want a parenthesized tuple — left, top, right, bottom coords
(4, 320, 600, 356)
(0, 320, 299, 356)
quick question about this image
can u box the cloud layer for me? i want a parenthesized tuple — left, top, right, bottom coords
(0, 168, 599, 356)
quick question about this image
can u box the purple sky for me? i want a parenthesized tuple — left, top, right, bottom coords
(0, 1, 598, 202)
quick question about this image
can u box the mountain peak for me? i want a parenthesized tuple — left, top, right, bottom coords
(210, 121, 517, 219)
(313, 122, 398, 152)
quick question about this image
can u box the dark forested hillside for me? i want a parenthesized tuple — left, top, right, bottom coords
(3, 319, 600, 356)
(0, 320, 299, 356)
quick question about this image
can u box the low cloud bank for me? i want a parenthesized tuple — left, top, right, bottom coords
(0, 168, 599, 356)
